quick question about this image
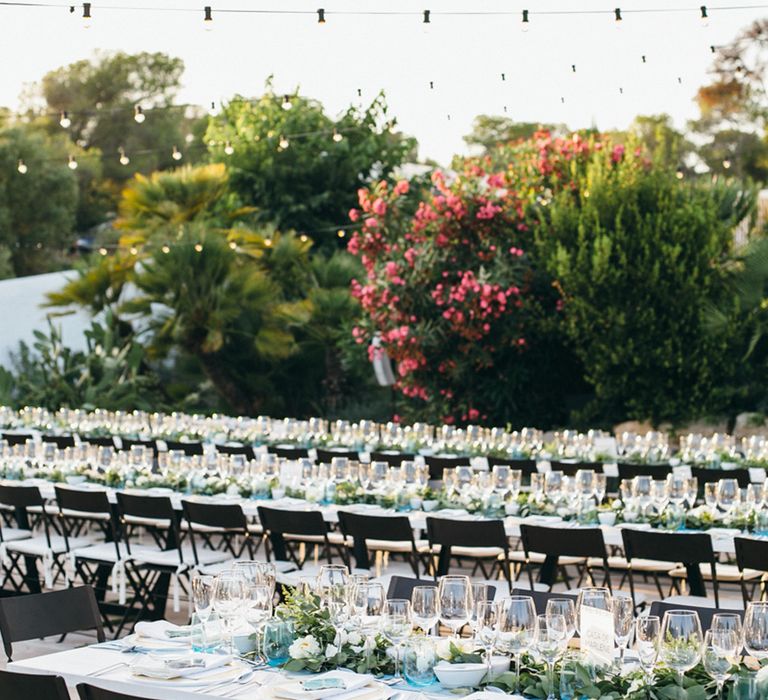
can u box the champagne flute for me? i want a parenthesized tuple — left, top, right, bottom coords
(381, 599, 412, 679)
(613, 594, 634, 667)
(703, 629, 738, 700)
(437, 575, 473, 638)
(411, 585, 438, 635)
(743, 601, 768, 660)
(660, 610, 703, 688)
(475, 600, 498, 682)
(536, 613, 567, 700)
(498, 595, 536, 694)
(635, 615, 661, 685)
(546, 598, 576, 643)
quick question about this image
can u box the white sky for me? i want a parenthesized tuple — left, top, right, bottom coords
(0, 0, 765, 164)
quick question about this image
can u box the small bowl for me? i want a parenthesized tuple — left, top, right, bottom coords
(434, 662, 487, 689)
(422, 500, 439, 512)
(65, 475, 87, 486)
(233, 632, 257, 655)
(488, 655, 510, 679)
(597, 511, 616, 526)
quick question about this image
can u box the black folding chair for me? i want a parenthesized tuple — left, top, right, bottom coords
(0, 585, 105, 660)
(691, 467, 751, 489)
(423, 455, 471, 481)
(648, 600, 744, 632)
(617, 463, 672, 480)
(257, 506, 339, 568)
(337, 511, 427, 577)
(0, 669, 70, 699)
(734, 536, 768, 606)
(268, 445, 310, 460)
(182, 499, 260, 568)
(519, 524, 609, 592)
(216, 444, 256, 461)
(81, 436, 116, 448)
(370, 451, 415, 467)
(117, 438, 158, 455)
(77, 683, 145, 700)
(316, 448, 359, 463)
(511, 588, 578, 615)
(549, 461, 602, 477)
(426, 517, 513, 591)
(386, 575, 437, 600)
(621, 528, 720, 607)
(1, 432, 33, 446)
(163, 440, 204, 456)
(42, 434, 76, 449)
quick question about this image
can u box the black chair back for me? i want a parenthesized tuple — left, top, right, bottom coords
(54, 485, 119, 554)
(163, 440, 204, 456)
(691, 467, 751, 489)
(77, 682, 145, 699)
(42, 434, 76, 449)
(338, 511, 420, 574)
(1, 432, 33, 446)
(511, 588, 578, 615)
(258, 506, 330, 564)
(81, 436, 116, 448)
(549, 461, 602, 476)
(648, 600, 743, 633)
(386, 575, 436, 600)
(316, 448, 358, 463)
(182, 499, 255, 562)
(118, 438, 158, 455)
(0, 670, 69, 699)
(268, 445, 310, 460)
(216, 444, 256, 461)
(370, 451, 415, 467)
(487, 457, 538, 477)
(0, 484, 48, 534)
(116, 492, 179, 553)
(617, 463, 673, 480)
(734, 536, 768, 605)
(423, 455, 471, 481)
(0, 585, 105, 660)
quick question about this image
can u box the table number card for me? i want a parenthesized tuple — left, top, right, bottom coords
(580, 606, 614, 666)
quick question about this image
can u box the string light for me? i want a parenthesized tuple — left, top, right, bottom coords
(194, 243, 203, 252)
(317, 8, 325, 24)
(332, 130, 343, 143)
(68, 155, 78, 170)
(642, 55, 647, 63)
(337, 229, 346, 238)
(129, 247, 138, 255)
(264, 238, 273, 247)
(118, 147, 130, 165)
(224, 140, 234, 155)
(723, 158, 732, 169)
(82, 2, 91, 28)
(161, 245, 170, 254)
(571, 64, 576, 73)
(59, 111, 71, 129)
(429, 81, 434, 89)
(228, 241, 237, 250)
(208, 101, 219, 116)
(99, 247, 108, 256)
(278, 135, 290, 150)
(281, 95, 292, 111)
(423, 10, 430, 24)
(700, 5, 709, 26)
(171, 146, 183, 161)
(710, 45, 717, 53)
(203, 5, 213, 29)
(614, 7, 622, 25)
(17, 159, 27, 174)
(501, 73, 506, 81)
(676, 167, 685, 179)
(300, 234, 309, 242)
(521, 9, 529, 32)
(134, 105, 145, 124)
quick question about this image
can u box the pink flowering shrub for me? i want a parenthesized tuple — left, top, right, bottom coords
(346, 131, 645, 424)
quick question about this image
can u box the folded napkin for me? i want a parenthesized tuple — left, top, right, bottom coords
(134, 620, 188, 642)
(271, 670, 374, 700)
(131, 653, 232, 680)
(708, 527, 741, 537)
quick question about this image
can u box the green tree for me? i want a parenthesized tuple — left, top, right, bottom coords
(0, 125, 79, 276)
(463, 115, 566, 153)
(536, 147, 751, 426)
(205, 84, 416, 247)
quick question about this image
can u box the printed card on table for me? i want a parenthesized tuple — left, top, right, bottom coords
(579, 606, 614, 666)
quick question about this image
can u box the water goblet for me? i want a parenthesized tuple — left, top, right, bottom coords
(437, 575, 473, 638)
(660, 610, 703, 688)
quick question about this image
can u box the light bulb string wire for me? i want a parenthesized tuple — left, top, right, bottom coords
(1, 1, 768, 16)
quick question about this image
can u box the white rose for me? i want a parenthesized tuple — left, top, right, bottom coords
(325, 643, 339, 659)
(289, 635, 321, 660)
(435, 638, 453, 661)
(347, 631, 362, 646)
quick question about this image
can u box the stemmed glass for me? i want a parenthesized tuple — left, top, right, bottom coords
(213, 573, 246, 654)
(411, 586, 438, 635)
(743, 601, 768, 660)
(437, 575, 473, 638)
(635, 615, 661, 685)
(191, 572, 215, 624)
(497, 595, 536, 694)
(717, 479, 740, 513)
(593, 473, 607, 505)
(470, 584, 491, 634)
(350, 581, 385, 630)
(546, 598, 576, 644)
(711, 612, 743, 640)
(381, 599, 412, 679)
(535, 614, 567, 700)
(317, 564, 349, 624)
(575, 587, 612, 634)
(474, 600, 498, 683)
(660, 610, 703, 688)
(243, 582, 272, 659)
(703, 629, 738, 700)
(633, 476, 653, 519)
(612, 594, 634, 668)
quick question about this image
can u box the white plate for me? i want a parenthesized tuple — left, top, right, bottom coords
(130, 660, 248, 687)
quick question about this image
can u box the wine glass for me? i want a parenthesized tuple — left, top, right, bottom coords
(717, 479, 739, 513)
(703, 629, 738, 700)
(191, 572, 215, 623)
(613, 594, 634, 667)
(633, 476, 653, 518)
(743, 601, 768, 660)
(575, 587, 612, 634)
(474, 600, 498, 683)
(635, 615, 661, 685)
(704, 482, 718, 512)
(593, 473, 607, 505)
(243, 582, 272, 659)
(213, 573, 246, 654)
(350, 581, 385, 630)
(660, 610, 703, 687)
(711, 612, 743, 640)
(256, 561, 277, 597)
(470, 584, 492, 634)
(497, 595, 536, 694)
(546, 598, 576, 643)
(437, 575, 473, 638)
(411, 585, 438, 635)
(686, 477, 698, 508)
(317, 564, 349, 623)
(536, 614, 567, 700)
(381, 599, 412, 679)
(666, 475, 687, 507)
(232, 560, 259, 584)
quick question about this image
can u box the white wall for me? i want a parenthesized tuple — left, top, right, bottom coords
(0, 272, 93, 366)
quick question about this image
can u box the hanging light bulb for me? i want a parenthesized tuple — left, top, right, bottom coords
(676, 167, 685, 180)
(161, 244, 171, 254)
(423, 10, 431, 24)
(17, 159, 27, 174)
(98, 247, 108, 256)
(203, 5, 213, 30)
(68, 155, 78, 170)
(282, 95, 293, 111)
(723, 158, 732, 170)
(337, 229, 346, 239)
(118, 147, 130, 166)
(614, 7, 622, 26)
(134, 105, 145, 124)
(700, 5, 709, 26)
(172, 146, 183, 161)
(278, 135, 290, 150)
(332, 130, 343, 143)
(228, 241, 237, 250)
(59, 111, 71, 129)
(224, 140, 234, 155)
(82, 2, 92, 28)
(129, 247, 138, 255)
(317, 8, 326, 24)
(194, 243, 203, 252)
(521, 9, 529, 32)
(208, 101, 219, 117)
